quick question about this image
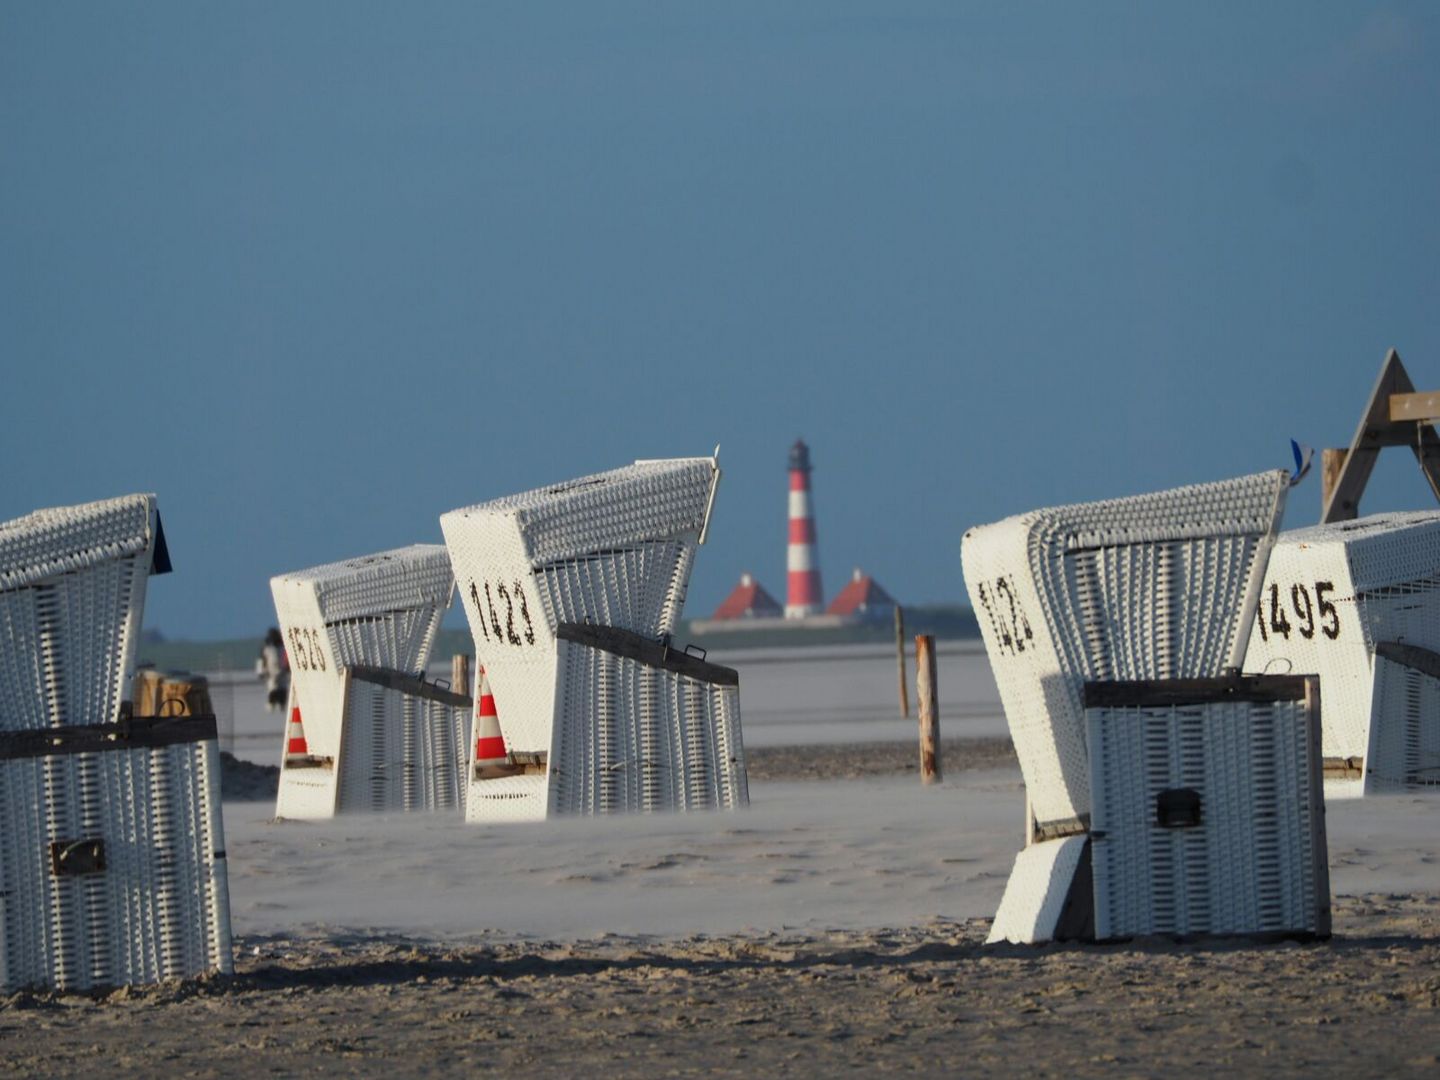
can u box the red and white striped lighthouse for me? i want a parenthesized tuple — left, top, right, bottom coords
(786, 438, 824, 617)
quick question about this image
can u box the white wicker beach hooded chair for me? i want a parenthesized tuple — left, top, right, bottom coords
(966, 471, 1329, 944)
(440, 455, 748, 823)
(270, 544, 464, 819)
(1244, 510, 1440, 796)
(0, 495, 232, 992)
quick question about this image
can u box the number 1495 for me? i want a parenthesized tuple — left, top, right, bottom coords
(1256, 580, 1340, 643)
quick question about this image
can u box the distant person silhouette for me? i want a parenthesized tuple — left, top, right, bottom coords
(256, 627, 290, 711)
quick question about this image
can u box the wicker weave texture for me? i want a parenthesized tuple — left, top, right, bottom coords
(444, 458, 716, 566)
(0, 738, 232, 992)
(271, 545, 455, 628)
(1244, 511, 1440, 774)
(1367, 653, 1440, 792)
(547, 639, 747, 816)
(0, 494, 156, 592)
(335, 679, 469, 814)
(1087, 697, 1327, 939)
(534, 540, 697, 642)
(0, 495, 159, 733)
(962, 471, 1288, 828)
(985, 836, 1087, 945)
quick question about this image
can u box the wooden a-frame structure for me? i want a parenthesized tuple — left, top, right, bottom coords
(1320, 348, 1440, 523)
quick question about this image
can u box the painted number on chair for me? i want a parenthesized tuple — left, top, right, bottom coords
(468, 579, 537, 647)
(287, 626, 328, 671)
(977, 576, 1035, 657)
(1255, 580, 1340, 643)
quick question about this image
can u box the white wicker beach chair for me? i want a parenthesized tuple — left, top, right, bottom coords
(270, 545, 463, 819)
(440, 456, 748, 823)
(964, 472, 1333, 944)
(0, 495, 232, 992)
(1244, 510, 1440, 796)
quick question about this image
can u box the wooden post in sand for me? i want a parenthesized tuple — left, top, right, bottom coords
(895, 605, 910, 718)
(452, 653, 471, 700)
(1321, 448, 1348, 516)
(916, 634, 941, 784)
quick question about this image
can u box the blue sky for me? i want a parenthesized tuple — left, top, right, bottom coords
(3, 3, 1439, 639)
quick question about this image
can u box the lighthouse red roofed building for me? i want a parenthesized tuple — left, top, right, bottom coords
(695, 439, 902, 634)
(712, 572, 783, 619)
(826, 568, 896, 621)
(786, 438, 823, 618)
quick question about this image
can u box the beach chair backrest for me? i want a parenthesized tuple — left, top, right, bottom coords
(442, 456, 745, 822)
(0, 494, 163, 731)
(963, 471, 1289, 830)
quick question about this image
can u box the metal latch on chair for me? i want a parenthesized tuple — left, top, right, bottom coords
(1155, 788, 1202, 829)
(49, 839, 106, 876)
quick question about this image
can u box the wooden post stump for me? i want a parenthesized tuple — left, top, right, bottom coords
(915, 634, 941, 784)
(452, 654, 471, 700)
(895, 605, 910, 719)
(1321, 448, 1348, 516)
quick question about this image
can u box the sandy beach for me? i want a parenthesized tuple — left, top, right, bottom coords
(3, 749, 1439, 1075)
(3, 893, 1439, 1078)
(3, 649, 1438, 1075)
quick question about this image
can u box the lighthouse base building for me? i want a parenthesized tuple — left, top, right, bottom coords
(694, 440, 901, 635)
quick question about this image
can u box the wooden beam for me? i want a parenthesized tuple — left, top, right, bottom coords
(1406, 423, 1440, 506)
(348, 665, 472, 708)
(1083, 673, 1311, 708)
(1322, 348, 1419, 522)
(1323, 757, 1364, 780)
(1375, 640, 1440, 680)
(1390, 391, 1440, 423)
(1320, 448, 1348, 516)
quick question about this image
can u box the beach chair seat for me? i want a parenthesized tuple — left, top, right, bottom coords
(441, 456, 747, 823)
(0, 715, 233, 991)
(1085, 675, 1329, 939)
(1244, 510, 1440, 796)
(990, 674, 1330, 943)
(271, 545, 462, 818)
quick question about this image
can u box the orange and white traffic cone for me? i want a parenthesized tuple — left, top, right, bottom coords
(474, 668, 508, 767)
(284, 702, 310, 765)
